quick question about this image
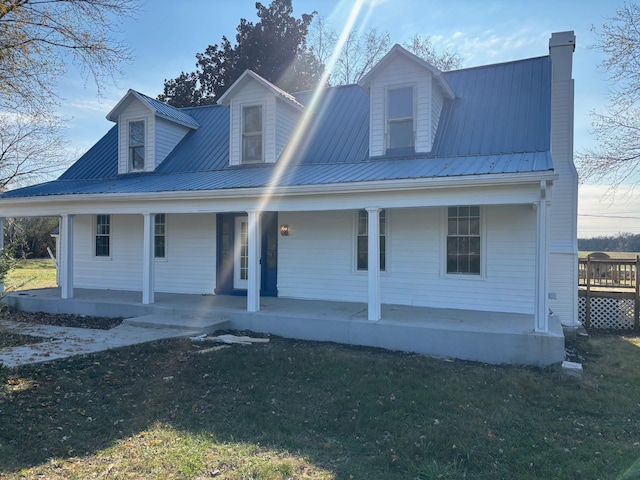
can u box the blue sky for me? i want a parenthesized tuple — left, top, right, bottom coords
(55, 0, 639, 238)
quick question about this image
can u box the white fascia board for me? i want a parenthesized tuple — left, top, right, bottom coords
(0, 171, 557, 216)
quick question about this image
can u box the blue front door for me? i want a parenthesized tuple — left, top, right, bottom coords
(215, 212, 278, 297)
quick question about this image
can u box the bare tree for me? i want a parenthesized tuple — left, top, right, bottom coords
(0, 0, 138, 115)
(403, 34, 463, 71)
(309, 18, 463, 85)
(576, 2, 640, 187)
(0, 113, 68, 190)
(0, 0, 138, 188)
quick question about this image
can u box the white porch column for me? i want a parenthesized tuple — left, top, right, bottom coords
(60, 214, 74, 299)
(247, 209, 261, 312)
(366, 207, 381, 321)
(0, 217, 4, 293)
(142, 213, 155, 305)
(534, 181, 550, 332)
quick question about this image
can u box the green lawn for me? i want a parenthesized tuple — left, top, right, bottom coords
(5, 258, 57, 291)
(1, 334, 639, 479)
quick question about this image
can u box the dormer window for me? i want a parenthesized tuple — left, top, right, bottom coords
(387, 86, 414, 152)
(242, 105, 263, 163)
(128, 120, 145, 171)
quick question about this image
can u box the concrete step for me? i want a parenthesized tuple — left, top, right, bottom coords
(123, 313, 229, 333)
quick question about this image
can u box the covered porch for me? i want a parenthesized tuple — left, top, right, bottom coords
(5, 287, 565, 366)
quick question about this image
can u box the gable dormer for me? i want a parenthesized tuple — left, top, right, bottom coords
(359, 44, 455, 157)
(106, 90, 199, 175)
(217, 70, 304, 166)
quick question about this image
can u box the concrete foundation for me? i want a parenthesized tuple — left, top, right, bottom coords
(6, 288, 566, 366)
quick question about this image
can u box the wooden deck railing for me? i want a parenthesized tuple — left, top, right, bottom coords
(578, 256, 638, 289)
(578, 255, 640, 329)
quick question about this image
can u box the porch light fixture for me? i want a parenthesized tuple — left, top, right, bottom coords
(280, 224, 289, 236)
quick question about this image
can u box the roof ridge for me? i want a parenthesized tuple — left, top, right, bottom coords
(444, 54, 549, 74)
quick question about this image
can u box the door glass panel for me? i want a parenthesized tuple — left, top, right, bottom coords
(239, 220, 248, 281)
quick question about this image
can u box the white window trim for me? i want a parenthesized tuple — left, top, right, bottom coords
(154, 213, 168, 262)
(93, 214, 112, 260)
(241, 103, 265, 164)
(353, 209, 390, 275)
(128, 119, 146, 173)
(384, 84, 416, 153)
(440, 206, 486, 279)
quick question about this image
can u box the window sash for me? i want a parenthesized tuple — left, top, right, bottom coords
(242, 106, 263, 163)
(154, 214, 166, 258)
(387, 86, 414, 151)
(446, 206, 481, 275)
(357, 210, 386, 271)
(95, 214, 110, 257)
(129, 121, 145, 171)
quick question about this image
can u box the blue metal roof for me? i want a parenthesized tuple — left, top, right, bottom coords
(59, 126, 118, 180)
(435, 56, 551, 156)
(4, 55, 553, 199)
(134, 91, 201, 129)
(2, 152, 552, 198)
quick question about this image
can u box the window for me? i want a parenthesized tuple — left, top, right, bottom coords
(129, 120, 145, 171)
(446, 206, 481, 275)
(242, 105, 263, 163)
(387, 86, 414, 151)
(154, 214, 166, 258)
(357, 209, 386, 271)
(95, 214, 110, 257)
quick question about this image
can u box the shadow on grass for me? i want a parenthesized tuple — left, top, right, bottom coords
(1, 333, 640, 479)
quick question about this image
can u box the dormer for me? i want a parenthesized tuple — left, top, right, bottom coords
(359, 44, 455, 157)
(217, 70, 304, 166)
(106, 90, 200, 174)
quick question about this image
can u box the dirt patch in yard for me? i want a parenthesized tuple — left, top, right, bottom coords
(3, 311, 123, 330)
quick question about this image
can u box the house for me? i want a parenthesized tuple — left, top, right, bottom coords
(0, 31, 578, 366)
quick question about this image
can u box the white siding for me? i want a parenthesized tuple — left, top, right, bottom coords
(278, 211, 364, 302)
(73, 214, 144, 290)
(72, 213, 216, 295)
(116, 102, 155, 174)
(368, 55, 433, 156)
(431, 87, 445, 144)
(154, 118, 190, 168)
(228, 82, 277, 165)
(276, 102, 300, 160)
(155, 213, 217, 294)
(548, 76, 578, 324)
(278, 206, 537, 314)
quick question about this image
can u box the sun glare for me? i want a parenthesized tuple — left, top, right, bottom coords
(256, 0, 373, 215)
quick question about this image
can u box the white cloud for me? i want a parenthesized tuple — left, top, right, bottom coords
(444, 28, 546, 66)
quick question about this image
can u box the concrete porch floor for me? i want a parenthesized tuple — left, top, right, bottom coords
(5, 288, 565, 366)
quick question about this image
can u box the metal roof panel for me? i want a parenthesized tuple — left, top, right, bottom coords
(3, 152, 552, 198)
(5, 56, 553, 200)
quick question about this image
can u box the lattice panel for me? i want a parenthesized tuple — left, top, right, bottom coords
(579, 296, 635, 330)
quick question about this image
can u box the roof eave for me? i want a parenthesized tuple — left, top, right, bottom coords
(106, 89, 153, 122)
(155, 112, 200, 130)
(0, 170, 558, 207)
(217, 70, 304, 111)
